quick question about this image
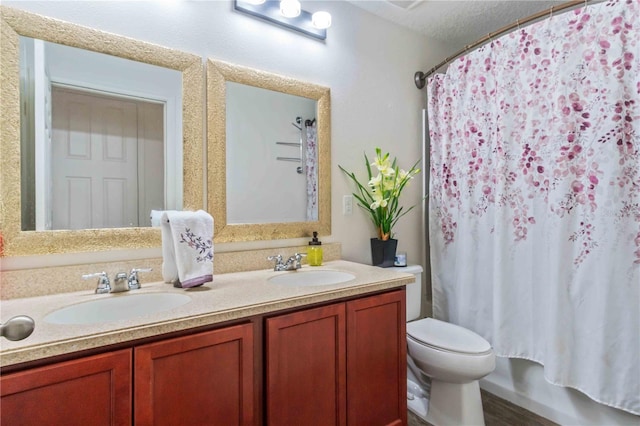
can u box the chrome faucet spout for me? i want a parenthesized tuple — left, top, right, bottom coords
(111, 272, 129, 293)
(268, 253, 306, 271)
(284, 253, 306, 270)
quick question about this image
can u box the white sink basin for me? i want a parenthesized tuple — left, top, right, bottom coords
(268, 270, 356, 286)
(44, 293, 192, 325)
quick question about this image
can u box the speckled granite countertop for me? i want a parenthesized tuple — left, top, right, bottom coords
(0, 260, 414, 367)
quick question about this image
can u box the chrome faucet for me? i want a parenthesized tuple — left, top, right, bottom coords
(83, 268, 152, 293)
(267, 253, 306, 271)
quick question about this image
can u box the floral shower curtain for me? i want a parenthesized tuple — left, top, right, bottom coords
(305, 120, 318, 221)
(427, 0, 639, 415)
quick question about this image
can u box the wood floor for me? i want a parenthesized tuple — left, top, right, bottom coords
(407, 389, 559, 426)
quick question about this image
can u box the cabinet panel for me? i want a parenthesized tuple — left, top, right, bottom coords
(266, 303, 346, 426)
(0, 349, 132, 426)
(134, 323, 254, 426)
(347, 289, 407, 426)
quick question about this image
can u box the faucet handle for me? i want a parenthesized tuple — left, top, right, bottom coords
(267, 254, 284, 271)
(128, 268, 152, 290)
(82, 271, 111, 294)
(292, 253, 306, 268)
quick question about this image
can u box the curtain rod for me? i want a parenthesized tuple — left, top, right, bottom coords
(414, 0, 597, 89)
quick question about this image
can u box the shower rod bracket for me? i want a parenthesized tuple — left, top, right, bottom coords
(414, 71, 427, 90)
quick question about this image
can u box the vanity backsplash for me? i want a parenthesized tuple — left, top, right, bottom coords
(0, 243, 341, 300)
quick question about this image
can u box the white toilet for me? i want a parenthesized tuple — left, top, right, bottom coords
(391, 265, 496, 426)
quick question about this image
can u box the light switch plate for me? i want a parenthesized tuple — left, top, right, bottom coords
(343, 195, 353, 215)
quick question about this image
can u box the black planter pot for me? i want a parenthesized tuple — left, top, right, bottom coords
(370, 238, 398, 268)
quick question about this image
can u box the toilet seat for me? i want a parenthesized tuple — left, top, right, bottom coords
(407, 318, 492, 355)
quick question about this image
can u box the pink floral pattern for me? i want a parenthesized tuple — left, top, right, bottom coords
(179, 228, 213, 263)
(428, 0, 640, 415)
(305, 120, 318, 221)
(429, 0, 640, 267)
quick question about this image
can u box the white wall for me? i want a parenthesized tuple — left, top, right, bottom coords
(4, 0, 453, 268)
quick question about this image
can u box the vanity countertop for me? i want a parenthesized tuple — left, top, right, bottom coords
(0, 260, 414, 368)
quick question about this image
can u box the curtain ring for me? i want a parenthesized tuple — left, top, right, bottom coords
(549, 6, 554, 19)
(516, 19, 520, 31)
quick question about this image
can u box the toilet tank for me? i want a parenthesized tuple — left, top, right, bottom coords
(389, 265, 423, 321)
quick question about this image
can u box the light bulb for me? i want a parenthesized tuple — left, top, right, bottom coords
(246, 0, 266, 4)
(280, 0, 301, 18)
(312, 11, 331, 29)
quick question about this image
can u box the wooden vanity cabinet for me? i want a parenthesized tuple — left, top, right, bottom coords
(134, 323, 254, 426)
(1, 288, 405, 426)
(1, 324, 254, 426)
(265, 289, 406, 426)
(0, 349, 132, 426)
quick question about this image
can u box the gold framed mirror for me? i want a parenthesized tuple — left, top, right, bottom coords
(207, 59, 331, 242)
(0, 7, 204, 256)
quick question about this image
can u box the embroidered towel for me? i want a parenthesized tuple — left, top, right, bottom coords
(161, 210, 213, 288)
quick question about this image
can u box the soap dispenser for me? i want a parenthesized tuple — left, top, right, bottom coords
(307, 232, 323, 266)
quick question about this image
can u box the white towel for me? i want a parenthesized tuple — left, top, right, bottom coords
(160, 210, 214, 288)
(150, 209, 166, 227)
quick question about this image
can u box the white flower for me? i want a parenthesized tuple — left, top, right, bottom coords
(371, 153, 395, 177)
(339, 147, 421, 241)
(368, 174, 382, 190)
(370, 191, 388, 209)
(382, 176, 396, 191)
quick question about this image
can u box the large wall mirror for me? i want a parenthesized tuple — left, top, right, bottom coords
(0, 7, 203, 256)
(207, 59, 331, 242)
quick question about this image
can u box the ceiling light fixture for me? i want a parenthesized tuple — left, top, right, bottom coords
(311, 11, 331, 30)
(279, 0, 301, 18)
(234, 0, 331, 40)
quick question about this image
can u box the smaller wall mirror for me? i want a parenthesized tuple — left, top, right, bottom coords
(207, 59, 331, 242)
(0, 7, 204, 256)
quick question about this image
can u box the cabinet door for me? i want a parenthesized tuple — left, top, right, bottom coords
(266, 303, 346, 426)
(134, 323, 254, 426)
(0, 349, 132, 426)
(347, 289, 407, 426)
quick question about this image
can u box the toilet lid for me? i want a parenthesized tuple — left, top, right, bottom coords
(407, 318, 492, 354)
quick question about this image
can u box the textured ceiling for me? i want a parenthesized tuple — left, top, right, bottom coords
(345, 0, 568, 48)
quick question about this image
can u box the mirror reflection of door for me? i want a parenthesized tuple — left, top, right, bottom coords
(19, 36, 182, 232)
(51, 87, 164, 230)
